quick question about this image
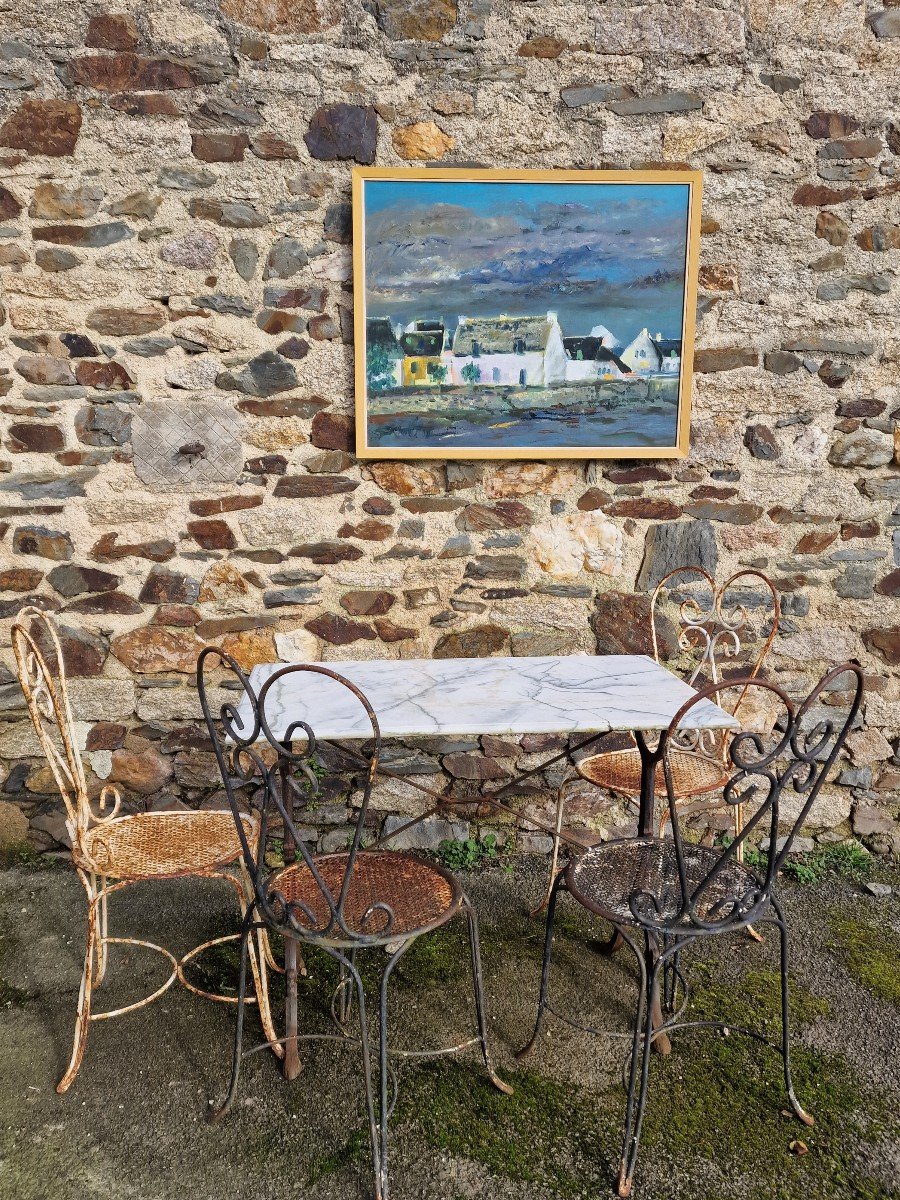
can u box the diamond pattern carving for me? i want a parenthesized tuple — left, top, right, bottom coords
(132, 400, 243, 492)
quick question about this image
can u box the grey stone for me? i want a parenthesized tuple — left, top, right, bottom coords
(228, 237, 258, 281)
(596, 5, 746, 55)
(438, 534, 473, 559)
(264, 236, 308, 279)
(637, 519, 717, 591)
(217, 351, 297, 397)
(34, 245, 80, 271)
(817, 274, 892, 301)
(560, 83, 634, 108)
(608, 91, 702, 115)
(463, 555, 526, 581)
(760, 835, 814, 854)
(828, 429, 894, 467)
(304, 103, 377, 164)
(263, 588, 320, 608)
(75, 404, 131, 447)
(764, 351, 803, 375)
(192, 293, 252, 317)
(835, 566, 876, 599)
(380, 814, 470, 851)
(864, 882, 894, 897)
(131, 401, 243, 491)
(158, 165, 216, 189)
(0, 470, 96, 500)
(323, 202, 352, 243)
(377, 747, 442, 775)
(33, 221, 132, 248)
(123, 335, 176, 357)
(760, 73, 801, 93)
(510, 629, 577, 656)
(868, 10, 900, 38)
(782, 336, 875, 356)
(838, 766, 873, 789)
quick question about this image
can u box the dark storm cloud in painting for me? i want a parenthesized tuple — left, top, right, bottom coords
(363, 179, 691, 338)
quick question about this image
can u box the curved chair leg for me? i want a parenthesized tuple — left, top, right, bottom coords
(775, 908, 814, 1127)
(530, 784, 567, 917)
(517, 871, 566, 1060)
(617, 940, 656, 1198)
(57, 880, 99, 1094)
(462, 898, 513, 1094)
(209, 914, 252, 1125)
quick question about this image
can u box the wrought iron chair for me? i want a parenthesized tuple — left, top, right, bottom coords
(197, 649, 511, 1200)
(518, 664, 863, 1198)
(533, 567, 781, 914)
(11, 605, 279, 1093)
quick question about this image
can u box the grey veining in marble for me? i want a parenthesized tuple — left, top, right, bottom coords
(235, 655, 736, 743)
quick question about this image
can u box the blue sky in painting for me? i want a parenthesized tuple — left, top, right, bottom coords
(363, 178, 691, 341)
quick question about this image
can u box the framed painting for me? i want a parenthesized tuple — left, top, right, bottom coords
(352, 167, 703, 461)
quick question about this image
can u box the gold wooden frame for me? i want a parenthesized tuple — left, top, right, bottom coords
(352, 166, 703, 461)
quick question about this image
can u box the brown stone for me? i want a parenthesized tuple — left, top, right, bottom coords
(65, 592, 143, 616)
(841, 520, 879, 540)
(305, 103, 377, 164)
(256, 310, 305, 335)
(340, 590, 395, 617)
(576, 487, 612, 511)
(237, 395, 327, 419)
(794, 529, 838, 554)
(14, 355, 76, 386)
(815, 211, 849, 246)
(219, 629, 276, 670)
(863, 628, 900, 665)
(29, 180, 103, 220)
(290, 542, 364, 565)
(187, 518, 237, 550)
(392, 121, 454, 161)
(307, 314, 338, 340)
(191, 132, 249, 162)
(591, 592, 677, 657)
(362, 497, 394, 516)
(485, 462, 576, 498)
(400, 497, 463, 513)
(370, 617, 413, 643)
(189, 495, 262, 517)
(152, 604, 200, 627)
(805, 111, 860, 139)
(683, 500, 763, 524)
(372, 0, 457, 39)
(219, 0, 339, 33)
(111, 626, 201, 673)
(109, 93, 182, 117)
(855, 223, 900, 252)
(92, 533, 175, 563)
(0, 100, 82, 157)
(69, 53, 197, 92)
(792, 183, 857, 206)
(517, 36, 567, 57)
(305, 613, 377, 645)
(820, 135, 883, 160)
(86, 722, 126, 751)
(0, 184, 23, 219)
(458, 502, 533, 531)
(368, 462, 443, 496)
(250, 132, 299, 160)
(8, 421, 66, 453)
(443, 753, 509, 781)
(12, 525, 73, 560)
(876, 569, 900, 598)
(698, 262, 739, 293)
(433, 625, 509, 659)
(32, 619, 107, 676)
(0, 244, 27, 265)
(0, 568, 43, 592)
(693, 347, 758, 372)
(607, 498, 681, 520)
(337, 519, 393, 541)
(139, 568, 199, 604)
(273, 475, 358, 498)
(86, 13, 138, 49)
(87, 305, 165, 335)
(109, 748, 173, 794)
(74, 360, 134, 390)
(310, 411, 353, 451)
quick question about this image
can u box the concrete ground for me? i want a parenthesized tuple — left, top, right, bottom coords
(1, 854, 898, 1200)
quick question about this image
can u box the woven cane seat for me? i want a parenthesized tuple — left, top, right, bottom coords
(77, 811, 256, 879)
(577, 746, 726, 800)
(566, 837, 761, 928)
(270, 851, 462, 942)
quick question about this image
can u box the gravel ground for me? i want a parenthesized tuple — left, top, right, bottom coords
(0, 856, 898, 1200)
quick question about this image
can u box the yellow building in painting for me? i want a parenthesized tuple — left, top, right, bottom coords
(400, 321, 447, 386)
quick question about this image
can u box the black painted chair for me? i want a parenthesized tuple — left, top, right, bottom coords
(518, 664, 863, 1197)
(197, 649, 510, 1200)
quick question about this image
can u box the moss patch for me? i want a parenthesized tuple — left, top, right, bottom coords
(829, 916, 900, 1006)
(0, 978, 30, 1008)
(0, 842, 44, 871)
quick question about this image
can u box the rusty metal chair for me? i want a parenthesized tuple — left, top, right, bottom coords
(198, 649, 511, 1200)
(11, 605, 279, 1093)
(534, 567, 781, 914)
(518, 664, 863, 1197)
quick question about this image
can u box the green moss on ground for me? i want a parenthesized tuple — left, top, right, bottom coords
(828, 916, 900, 1006)
(0, 842, 44, 871)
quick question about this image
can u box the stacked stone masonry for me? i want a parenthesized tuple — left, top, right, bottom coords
(0, 0, 898, 858)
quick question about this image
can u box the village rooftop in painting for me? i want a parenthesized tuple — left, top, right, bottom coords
(353, 168, 703, 460)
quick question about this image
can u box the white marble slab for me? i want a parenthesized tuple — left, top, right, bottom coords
(235, 655, 736, 743)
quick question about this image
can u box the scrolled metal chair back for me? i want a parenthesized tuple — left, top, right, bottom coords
(198, 649, 385, 945)
(650, 567, 780, 758)
(633, 664, 863, 934)
(11, 605, 121, 846)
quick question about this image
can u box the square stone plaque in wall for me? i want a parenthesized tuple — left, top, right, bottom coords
(131, 399, 243, 492)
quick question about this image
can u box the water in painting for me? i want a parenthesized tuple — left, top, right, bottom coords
(360, 177, 694, 452)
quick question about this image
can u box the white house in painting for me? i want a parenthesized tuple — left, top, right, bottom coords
(621, 328, 682, 376)
(563, 336, 633, 382)
(450, 312, 567, 387)
(589, 323, 621, 350)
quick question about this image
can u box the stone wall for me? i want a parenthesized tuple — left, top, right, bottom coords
(0, 0, 898, 857)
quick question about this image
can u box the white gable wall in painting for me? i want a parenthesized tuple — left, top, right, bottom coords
(450, 312, 566, 386)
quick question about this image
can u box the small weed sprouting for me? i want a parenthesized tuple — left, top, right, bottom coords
(437, 833, 505, 872)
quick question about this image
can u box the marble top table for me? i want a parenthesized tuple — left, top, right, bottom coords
(239, 654, 735, 743)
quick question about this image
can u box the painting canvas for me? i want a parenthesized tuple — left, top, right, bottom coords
(352, 167, 702, 460)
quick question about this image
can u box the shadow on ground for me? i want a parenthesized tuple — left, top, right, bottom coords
(1, 856, 898, 1200)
